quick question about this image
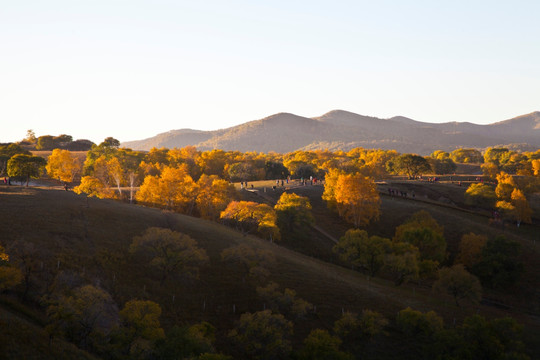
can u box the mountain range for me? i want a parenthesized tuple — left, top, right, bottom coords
(121, 110, 540, 155)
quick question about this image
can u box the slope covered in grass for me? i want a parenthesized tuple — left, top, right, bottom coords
(0, 184, 538, 358)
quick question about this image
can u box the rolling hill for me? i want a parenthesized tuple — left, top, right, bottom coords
(1, 180, 539, 358)
(121, 110, 540, 154)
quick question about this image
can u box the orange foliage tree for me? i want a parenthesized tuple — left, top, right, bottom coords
(220, 201, 280, 241)
(136, 165, 198, 214)
(510, 188, 532, 226)
(196, 174, 237, 220)
(46, 149, 81, 183)
(330, 173, 380, 228)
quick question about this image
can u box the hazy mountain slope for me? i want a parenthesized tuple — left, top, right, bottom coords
(120, 110, 540, 154)
(122, 129, 215, 150)
(195, 113, 339, 152)
(486, 111, 540, 144)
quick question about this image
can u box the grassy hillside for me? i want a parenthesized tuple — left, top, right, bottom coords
(0, 184, 539, 358)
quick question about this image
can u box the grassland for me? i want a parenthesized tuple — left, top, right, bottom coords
(0, 179, 539, 358)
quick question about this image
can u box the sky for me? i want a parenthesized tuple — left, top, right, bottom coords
(1, 0, 539, 144)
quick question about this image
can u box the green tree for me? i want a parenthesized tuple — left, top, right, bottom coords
(228, 310, 293, 360)
(433, 264, 482, 306)
(455, 233, 488, 270)
(396, 307, 444, 337)
(221, 244, 275, 281)
(298, 329, 352, 360)
(484, 147, 511, 166)
(472, 235, 523, 289)
(0, 245, 23, 292)
(130, 227, 209, 285)
(117, 300, 165, 359)
(6, 239, 44, 299)
(464, 183, 497, 208)
(460, 315, 530, 360)
(83, 137, 121, 175)
(427, 157, 457, 175)
(46, 285, 119, 351)
(393, 154, 431, 178)
(264, 160, 289, 179)
(394, 210, 444, 241)
(450, 148, 483, 163)
(0, 143, 31, 175)
(384, 242, 420, 286)
(256, 282, 313, 319)
(155, 323, 218, 360)
(274, 192, 314, 239)
(333, 309, 388, 345)
(7, 154, 46, 186)
(398, 227, 447, 264)
(36, 135, 57, 150)
(333, 229, 392, 277)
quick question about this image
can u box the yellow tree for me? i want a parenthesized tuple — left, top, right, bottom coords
(136, 165, 198, 214)
(220, 201, 280, 241)
(481, 162, 500, 181)
(197, 149, 228, 177)
(322, 168, 344, 211)
(495, 172, 516, 201)
(333, 173, 380, 228)
(196, 174, 237, 221)
(74, 176, 115, 199)
(511, 188, 532, 226)
(532, 159, 540, 176)
(107, 157, 125, 197)
(46, 149, 81, 183)
(167, 146, 201, 179)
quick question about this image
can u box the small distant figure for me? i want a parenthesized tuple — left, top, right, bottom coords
(63, 183, 69, 191)
(3, 177, 6, 185)
(251, 184, 254, 189)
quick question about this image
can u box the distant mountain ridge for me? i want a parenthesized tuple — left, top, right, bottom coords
(122, 110, 540, 154)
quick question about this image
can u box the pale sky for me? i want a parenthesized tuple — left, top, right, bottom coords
(1, 1, 539, 144)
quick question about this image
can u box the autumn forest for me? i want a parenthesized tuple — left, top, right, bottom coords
(0, 132, 539, 360)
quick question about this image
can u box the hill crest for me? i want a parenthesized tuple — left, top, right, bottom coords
(121, 110, 540, 154)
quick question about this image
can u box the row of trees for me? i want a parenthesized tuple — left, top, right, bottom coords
(21, 130, 94, 151)
(333, 210, 523, 297)
(464, 171, 535, 225)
